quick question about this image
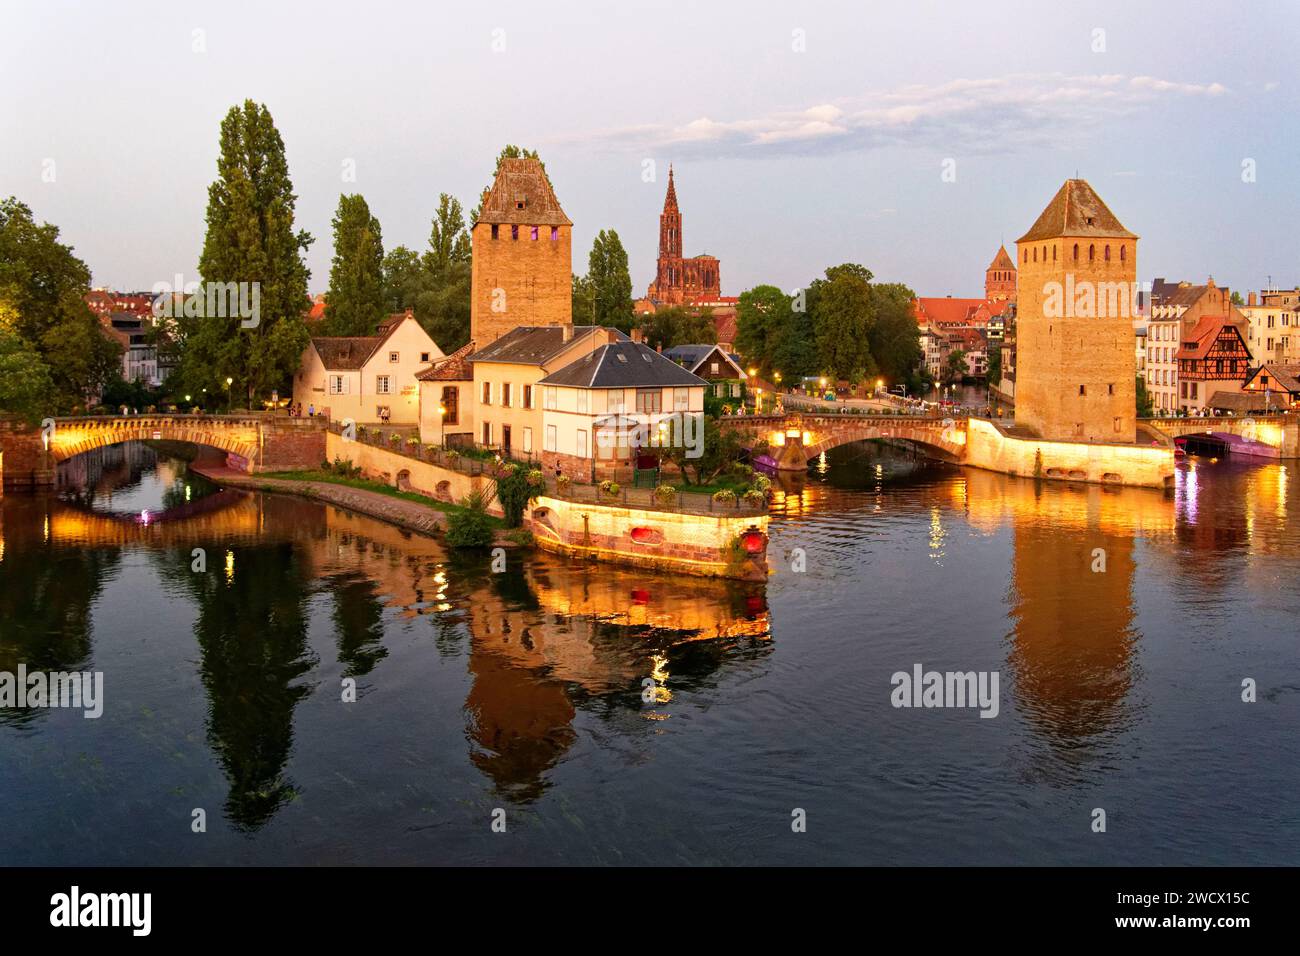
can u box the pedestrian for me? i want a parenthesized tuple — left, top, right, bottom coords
(308, 403, 315, 418)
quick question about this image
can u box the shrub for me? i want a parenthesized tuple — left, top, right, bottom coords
(742, 489, 767, 506)
(446, 509, 495, 548)
(598, 479, 620, 498)
(556, 473, 571, 492)
(446, 449, 461, 464)
(496, 464, 543, 528)
(506, 528, 535, 548)
(731, 462, 755, 480)
(712, 489, 736, 504)
(406, 437, 420, 447)
(654, 484, 676, 505)
(388, 432, 401, 445)
(751, 475, 772, 495)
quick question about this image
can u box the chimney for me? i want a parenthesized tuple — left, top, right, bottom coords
(630, 328, 643, 344)
(1249, 291, 1258, 306)
(561, 323, 574, 343)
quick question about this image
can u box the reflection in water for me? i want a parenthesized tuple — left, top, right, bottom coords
(2, 440, 1298, 863)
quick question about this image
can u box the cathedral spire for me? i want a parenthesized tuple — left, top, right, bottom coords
(663, 164, 678, 214)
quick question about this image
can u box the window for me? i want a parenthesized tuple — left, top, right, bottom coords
(502, 382, 512, 407)
(1114, 417, 1122, 433)
(420, 352, 430, 362)
(329, 375, 347, 395)
(710, 362, 720, 374)
(441, 386, 458, 425)
(511, 225, 519, 240)
(491, 224, 499, 240)
(1120, 245, 1126, 261)
(523, 384, 533, 409)
(1108, 383, 1114, 395)
(1088, 244, 1095, 261)
(482, 422, 492, 445)
(376, 375, 392, 395)
(576, 429, 588, 458)
(674, 387, 689, 411)
(530, 226, 539, 240)
(550, 227, 559, 241)
(636, 389, 662, 414)
(1079, 385, 1086, 396)
(544, 424, 557, 452)
(1104, 245, 1111, 261)
(483, 381, 493, 404)
(522, 426, 533, 453)
(1073, 244, 1079, 261)
(543, 386, 557, 410)
(576, 389, 588, 413)
(608, 391, 626, 413)
(389, 351, 399, 363)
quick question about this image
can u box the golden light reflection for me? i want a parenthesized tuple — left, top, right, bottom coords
(928, 505, 946, 562)
(224, 549, 235, 582)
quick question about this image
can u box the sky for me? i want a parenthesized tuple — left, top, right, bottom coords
(3, 0, 1298, 301)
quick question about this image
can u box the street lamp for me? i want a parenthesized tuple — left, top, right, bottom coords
(225, 376, 233, 412)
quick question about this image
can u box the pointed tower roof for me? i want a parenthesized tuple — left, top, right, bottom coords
(475, 157, 571, 227)
(988, 245, 1016, 271)
(663, 165, 679, 213)
(1017, 179, 1137, 243)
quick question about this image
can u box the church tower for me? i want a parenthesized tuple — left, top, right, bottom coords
(646, 167, 721, 305)
(1014, 179, 1139, 443)
(659, 165, 682, 261)
(469, 157, 573, 345)
(985, 245, 1017, 302)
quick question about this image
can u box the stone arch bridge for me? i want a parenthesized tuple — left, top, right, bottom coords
(0, 414, 327, 489)
(722, 412, 969, 469)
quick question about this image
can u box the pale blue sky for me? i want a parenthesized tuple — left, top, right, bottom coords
(3, 0, 1296, 299)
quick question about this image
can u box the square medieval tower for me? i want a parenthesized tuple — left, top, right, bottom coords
(1014, 180, 1139, 443)
(470, 157, 573, 346)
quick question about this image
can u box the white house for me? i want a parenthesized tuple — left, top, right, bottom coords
(293, 310, 442, 424)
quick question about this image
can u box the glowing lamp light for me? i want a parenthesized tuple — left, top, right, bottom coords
(802, 431, 812, 445)
(631, 588, 651, 604)
(740, 529, 766, 554)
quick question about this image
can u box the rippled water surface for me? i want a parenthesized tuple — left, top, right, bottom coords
(1, 441, 1296, 864)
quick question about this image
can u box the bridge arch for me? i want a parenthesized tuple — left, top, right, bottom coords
(46, 416, 262, 467)
(743, 414, 969, 467)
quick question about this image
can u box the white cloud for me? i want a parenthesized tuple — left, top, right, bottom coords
(558, 72, 1230, 159)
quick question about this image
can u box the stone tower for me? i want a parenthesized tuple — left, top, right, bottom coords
(1014, 179, 1139, 443)
(985, 245, 1017, 302)
(470, 157, 573, 346)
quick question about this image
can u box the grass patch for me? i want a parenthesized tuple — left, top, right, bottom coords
(261, 469, 505, 527)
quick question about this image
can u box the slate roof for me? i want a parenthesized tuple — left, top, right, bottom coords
(1017, 179, 1137, 243)
(468, 325, 627, 366)
(475, 157, 572, 227)
(539, 341, 707, 389)
(310, 312, 413, 369)
(662, 344, 743, 376)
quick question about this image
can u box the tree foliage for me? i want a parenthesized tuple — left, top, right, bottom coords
(639, 306, 717, 350)
(585, 230, 633, 331)
(180, 100, 313, 407)
(0, 197, 119, 412)
(381, 193, 472, 351)
(322, 193, 385, 336)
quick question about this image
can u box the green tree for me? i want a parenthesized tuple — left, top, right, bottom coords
(379, 194, 473, 351)
(867, 282, 921, 386)
(810, 264, 876, 382)
(182, 100, 313, 407)
(0, 198, 121, 410)
(571, 272, 596, 325)
(660, 418, 750, 485)
(424, 194, 471, 277)
(587, 229, 633, 331)
(986, 341, 1002, 385)
(640, 305, 717, 350)
(0, 328, 56, 423)
(1136, 375, 1154, 417)
(323, 193, 385, 336)
(946, 349, 968, 383)
(735, 285, 793, 375)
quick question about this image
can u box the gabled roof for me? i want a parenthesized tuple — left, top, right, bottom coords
(468, 325, 627, 366)
(475, 157, 571, 227)
(988, 245, 1016, 271)
(416, 340, 475, 382)
(662, 343, 744, 377)
(1017, 179, 1137, 243)
(1245, 362, 1300, 394)
(913, 296, 1010, 329)
(1176, 315, 1246, 361)
(539, 341, 707, 389)
(310, 312, 420, 370)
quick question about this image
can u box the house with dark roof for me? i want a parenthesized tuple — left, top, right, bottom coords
(415, 340, 476, 445)
(662, 344, 745, 399)
(467, 324, 627, 457)
(293, 310, 442, 423)
(535, 339, 708, 480)
(1241, 362, 1300, 410)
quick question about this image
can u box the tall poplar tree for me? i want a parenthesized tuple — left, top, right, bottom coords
(322, 194, 385, 336)
(810, 263, 877, 382)
(587, 229, 633, 331)
(183, 100, 312, 407)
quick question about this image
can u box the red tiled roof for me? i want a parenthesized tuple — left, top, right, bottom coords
(1017, 179, 1137, 243)
(1175, 315, 1245, 361)
(987, 245, 1016, 271)
(415, 340, 475, 381)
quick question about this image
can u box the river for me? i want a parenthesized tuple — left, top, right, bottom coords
(0, 440, 1296, 865)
